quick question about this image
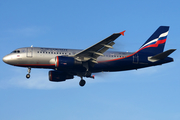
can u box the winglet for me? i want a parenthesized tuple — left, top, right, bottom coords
(120, 30, 126, 36)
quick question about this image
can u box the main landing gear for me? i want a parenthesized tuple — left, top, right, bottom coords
(26, 67, 31, 79)
(79, 75, 94, 87)
(79, 77, 86, 87)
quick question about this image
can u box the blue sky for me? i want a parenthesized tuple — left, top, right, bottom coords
(0, 0, 180, 120)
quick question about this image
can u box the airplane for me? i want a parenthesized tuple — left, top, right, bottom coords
(2, 26, 176, 87)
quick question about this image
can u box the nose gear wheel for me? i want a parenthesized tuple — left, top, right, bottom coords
(26, 74, 30, 78)
(26, 67, 31, 79)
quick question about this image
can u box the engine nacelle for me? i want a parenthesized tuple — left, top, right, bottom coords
(49, 70, 74, 82)
(55, 56, 82, 69)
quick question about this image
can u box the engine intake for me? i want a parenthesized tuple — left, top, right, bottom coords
(55, 56, 82, 69)
(49, 70, 74, 82)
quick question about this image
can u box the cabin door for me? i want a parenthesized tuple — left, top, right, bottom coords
(133, 53, 139, 64)
(26, 48, 33, 57)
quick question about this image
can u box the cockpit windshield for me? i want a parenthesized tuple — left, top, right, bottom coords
(11, 50, 20, 53)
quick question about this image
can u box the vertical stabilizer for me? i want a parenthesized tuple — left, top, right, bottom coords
(138, 26, 169, 55)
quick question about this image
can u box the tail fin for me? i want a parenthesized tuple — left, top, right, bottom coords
(138, 26, 169, 55)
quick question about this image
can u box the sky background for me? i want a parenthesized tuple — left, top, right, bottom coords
(0, 0, 180, 120)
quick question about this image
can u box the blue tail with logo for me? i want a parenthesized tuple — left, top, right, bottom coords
(137, 26, 169, 55)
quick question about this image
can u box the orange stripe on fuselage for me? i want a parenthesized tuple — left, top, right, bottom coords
(98, 39, 166, 63)
(98, 56, 128, 63)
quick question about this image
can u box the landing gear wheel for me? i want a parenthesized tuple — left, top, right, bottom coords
(79, 79, 86, 87)
(26, 67, 31, 79)
(26, 74, 30, 79)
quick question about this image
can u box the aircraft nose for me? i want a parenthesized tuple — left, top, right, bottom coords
(2, 55, 11, 64)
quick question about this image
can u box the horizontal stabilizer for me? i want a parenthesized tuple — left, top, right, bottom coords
(151, 49, 176, 60)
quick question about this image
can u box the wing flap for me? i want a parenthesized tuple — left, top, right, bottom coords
(99, 42, 115, 53)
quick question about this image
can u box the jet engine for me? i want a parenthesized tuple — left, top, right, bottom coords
(55, 56, 82, 69)
(49, 70, 74, 82)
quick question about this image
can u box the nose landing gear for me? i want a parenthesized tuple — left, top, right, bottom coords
(26, 67, 31, 79)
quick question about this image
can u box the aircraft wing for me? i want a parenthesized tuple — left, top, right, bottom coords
(74, 31, 125, 63)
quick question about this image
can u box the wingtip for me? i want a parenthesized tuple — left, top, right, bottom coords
(120, 30, 126, 36)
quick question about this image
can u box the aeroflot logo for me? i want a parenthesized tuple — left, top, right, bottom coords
(140, 31, 169, 49)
